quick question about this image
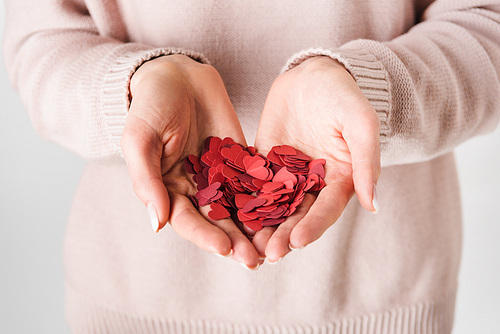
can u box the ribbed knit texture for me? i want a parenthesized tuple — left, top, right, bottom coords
(66, 284, 456, 334)
(3, 1, 500, 334)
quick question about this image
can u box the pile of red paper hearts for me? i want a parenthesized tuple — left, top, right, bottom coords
(184, 137, 326, 231)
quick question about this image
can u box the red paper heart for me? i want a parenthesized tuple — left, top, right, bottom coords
(208, 202, 231, 220)
(182, 137, 326, 233)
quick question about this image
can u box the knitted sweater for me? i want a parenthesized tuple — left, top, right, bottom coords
(3, 1, 500, 333)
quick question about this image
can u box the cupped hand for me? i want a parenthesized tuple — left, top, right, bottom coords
(253, 56, 381, 263)
(121, 55, 260, 269)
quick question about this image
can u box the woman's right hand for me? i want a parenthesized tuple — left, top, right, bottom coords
(121, 55, 261, 269)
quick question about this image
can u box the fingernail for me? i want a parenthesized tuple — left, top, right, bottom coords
(289, 243, 305, 251)
(372, 185, 379, 214)
(147, 203, 159, 233)
(266, 257, 282, 265)
(241, 262, 260, 271)
(215, 249, 233, 258)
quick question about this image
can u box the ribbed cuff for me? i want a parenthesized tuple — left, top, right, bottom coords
(282, 47, 391, 143)
(101, 46, 210, 157)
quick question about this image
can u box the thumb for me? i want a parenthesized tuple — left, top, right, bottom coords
(121, 113, 171, 232)
(343, 107, 381, 214)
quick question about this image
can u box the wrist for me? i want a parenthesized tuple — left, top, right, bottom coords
(130, 56, 188, 95)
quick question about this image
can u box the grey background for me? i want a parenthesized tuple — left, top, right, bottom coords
(1, 3, 500, 334)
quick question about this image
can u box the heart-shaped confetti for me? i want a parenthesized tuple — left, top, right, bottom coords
(208, 202, 231, 220)
(182, 136, 326, 232)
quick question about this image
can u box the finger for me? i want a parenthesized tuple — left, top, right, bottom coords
(343, 107, 381, 213)
(121, 114, 171, 232)
(199, 206, 260, 269)
(264, 194, 315, 263)
(251, 226, 276, 260)
(289, 182, 354, 249)
(169, 193, 232, 256)
(243, 224, 257, 237)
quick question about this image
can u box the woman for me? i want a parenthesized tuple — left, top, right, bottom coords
(4, 0, 500, 333)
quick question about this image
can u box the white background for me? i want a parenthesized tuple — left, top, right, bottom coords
(1, 4, 500, 334)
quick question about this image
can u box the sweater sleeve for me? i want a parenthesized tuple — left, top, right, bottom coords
(2, 0, 209, 160)
(282, 1, 500, 167)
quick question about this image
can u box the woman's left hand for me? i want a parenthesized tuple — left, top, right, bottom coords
(253, 56, 381, 263)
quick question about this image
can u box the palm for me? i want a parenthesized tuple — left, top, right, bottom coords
(254, 97, 355, 262)
(252, 56, 379, 262)
(255, 105, 354, 189)
(123, 55, 261, 269)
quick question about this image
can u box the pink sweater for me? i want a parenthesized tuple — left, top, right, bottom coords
(4, 1, 500, 333)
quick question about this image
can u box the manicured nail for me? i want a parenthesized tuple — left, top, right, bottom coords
(266, 257, 282, 265)
(289, 243, 305, 251)
(215, 249, 233, 258)
(147, 203, 159, 233)
(372, 185, 379, 214)
(241, 262, 260, 271)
